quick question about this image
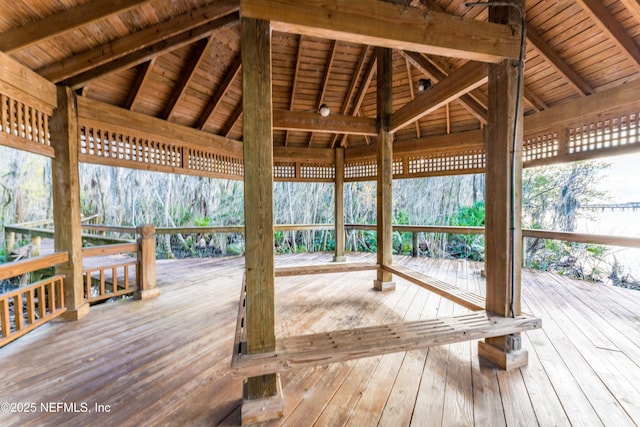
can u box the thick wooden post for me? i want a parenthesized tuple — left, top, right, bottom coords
(334, 147, 346, 262)
(374, 47, 395, 292)
(50, 86, 89, 321)
(479, 0, 527, 370)
(5, 231, 15, 256)
(30, 236, 41, 257)
(240, 17, 283, 425)
(136, 224, 159, 300)
(412, 232, 419, 257)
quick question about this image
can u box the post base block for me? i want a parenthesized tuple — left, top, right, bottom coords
(55, 302, 90, 322)
(373, 279, 396, 292)
(241, 374, 284, 425)
(136, 288, 161, 300)
(478, 341, 529, 370)
(333, 255, 347, 262)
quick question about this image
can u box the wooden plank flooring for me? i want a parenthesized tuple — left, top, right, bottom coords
(1, 253, 639, 426)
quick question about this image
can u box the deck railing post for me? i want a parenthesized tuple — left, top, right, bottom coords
(136, 224, 159, 300)
(5, 231, 15, 257)
(412, 232, 419, 257)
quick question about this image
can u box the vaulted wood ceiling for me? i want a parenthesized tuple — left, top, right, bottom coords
(1, 0, 638, 150)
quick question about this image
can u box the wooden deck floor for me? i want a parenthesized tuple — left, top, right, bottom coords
(1, 253, 639, 426)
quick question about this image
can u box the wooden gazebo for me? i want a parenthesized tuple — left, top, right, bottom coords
(1, 0, 639, 424)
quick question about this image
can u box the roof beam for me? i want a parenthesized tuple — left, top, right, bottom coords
(524, 79, 640, 135)
(163, 37, 213, 121)
(0, 0, 153, 53)
(274, 110, 377, 136)
(195, 54, 242, 130)
(57, 14, 238, 89)
(38, 0, 239, 83)
(124, 59, 156, 111)
(400, 51, 488, 123)
(526, 24, 593, 96)
(221, 102, 243, 137)
(576, 0, 640, 67)
(241, 0, 520, 63)
(391, 61, 488, 133)
(284, 35, 305, 146)
(308, 40, 338, 147)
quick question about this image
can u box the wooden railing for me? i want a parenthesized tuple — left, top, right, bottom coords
(0, 252, 68, 348)
(82, 243, 139, 303)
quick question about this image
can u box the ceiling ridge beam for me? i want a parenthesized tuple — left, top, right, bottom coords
(58, 13, 239, 90)
(195, 54, 242, 130)
(163, 37, 214, 121)
(391, 61, 488, 133)
(241, 0, 520, 63)
(38, 0, 240, 83)
(0, 0, 153, 53)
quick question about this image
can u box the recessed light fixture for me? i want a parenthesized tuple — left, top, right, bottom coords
(417, 78, 432, 92)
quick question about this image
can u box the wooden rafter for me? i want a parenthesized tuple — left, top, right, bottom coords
(330, 45, 370, 148)
(124, 59, 156, 111)
(404, 57, 421, 138)
(284, 35, 305, 146)
(391, 61, 488, 133)
(0, 0, 153, 53)
(195, 54, 242, 130)
(400, 51, 488, 123)
(523, 86, 546, 113)
(221, 102, 243, 137)
(37, 0, 240, 83)
(337, 53, 377, 147)
(308, 40, 338, 147)
(526, 24, 593, 96)
(576, 0, 640, 67)
(163, 37, 213, 121)
(241, 0, 520, 62)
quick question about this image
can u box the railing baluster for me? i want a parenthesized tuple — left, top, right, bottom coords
(1, 298, 10, 338)
(100, 269, 105, 297)
(14, 294, 24, 331)
(47, 281, 55, 315)
(37, 284, 45, 319)
(26, 288, 36, 323)
(112, 266, 117, 293)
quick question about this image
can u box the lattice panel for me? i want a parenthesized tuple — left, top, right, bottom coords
(188, 148, 243, 177)
(300, 163, 335, 180)
(407, 150, 485, 175)
(0, 93, 51, 153)
(345, 160, 377, 180)
(524, 132, 558, 162)
(274, 162, 296, 179)
(80, 126, 182, 167)
(569, 112, 639, 154)
(393, 159, 404, 175)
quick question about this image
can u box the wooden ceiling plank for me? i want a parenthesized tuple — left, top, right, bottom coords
(274, 110, 377, 136)
(163, 37, 213, 121)
(124, 59, 156, 111)
(526, 24, 593, 96)
(576, 0, 640, 67)
(38, 0, 240, 83)
(524, 79, 640, 135)
(618, 0, 640, 24)
(59, 14, 239, 90)
(195, 54, 242, 130)
(308, 40, 337, 147)
(391, 61, 489, 133)
(241, 0, 520, 62)
(0, 0, 154, 53)
(401, 50, 488, 123)
(284, 35, 305, 146)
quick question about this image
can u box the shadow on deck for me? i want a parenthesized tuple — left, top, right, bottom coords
(1, 253, 639, 426)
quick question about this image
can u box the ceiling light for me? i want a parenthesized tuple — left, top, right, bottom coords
(318, 104, 330, 117)
(417, 78, 432, 92)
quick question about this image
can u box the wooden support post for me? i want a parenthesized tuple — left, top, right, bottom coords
(412, 232, 419, 257)
(374, 47, 395, 292)
(240, 17, 283, 424)
(136, 224, 159, 300)
(334, 147, 346, 262)
(5, 231, 15, 257)
(30, 236, 41, 257)
(50, 86, 89, 321)
(479, 0, 527, 370)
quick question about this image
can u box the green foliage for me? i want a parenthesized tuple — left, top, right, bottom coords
(194, 217, 211, 227)
(445, 201, 485, 261)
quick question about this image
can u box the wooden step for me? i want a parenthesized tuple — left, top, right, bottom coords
(231, 310, 541, 377)
(383, 264, 485, 311)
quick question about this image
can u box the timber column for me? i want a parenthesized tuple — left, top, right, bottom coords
(334, 147, 346, 262)
(374, 47, 395, 292)
(50, 86, 89, 321)
(479, 0, 527, 369)
(240, 17, 283, 424)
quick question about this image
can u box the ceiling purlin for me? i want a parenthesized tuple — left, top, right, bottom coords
(124, 59, 156, 111)
(576, 0, 640, 68)
(0, 0, 153, 53)
(526, 24, 593, 96)
(59, 13, 239, 90)
(330, 45, 371, 148)
(400, 51, 487, 123)
(337, 54, 377, 148)
(163, 37, 213, 121)
(37, 0, 240, 83)
(308, 40, 338, 147)
(391, 61, 489, 133)
(403, 57, 421, 138)
(284, 35, 305, 146)
(195, 54, 242, 130)
(221, 102, 243, 137)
